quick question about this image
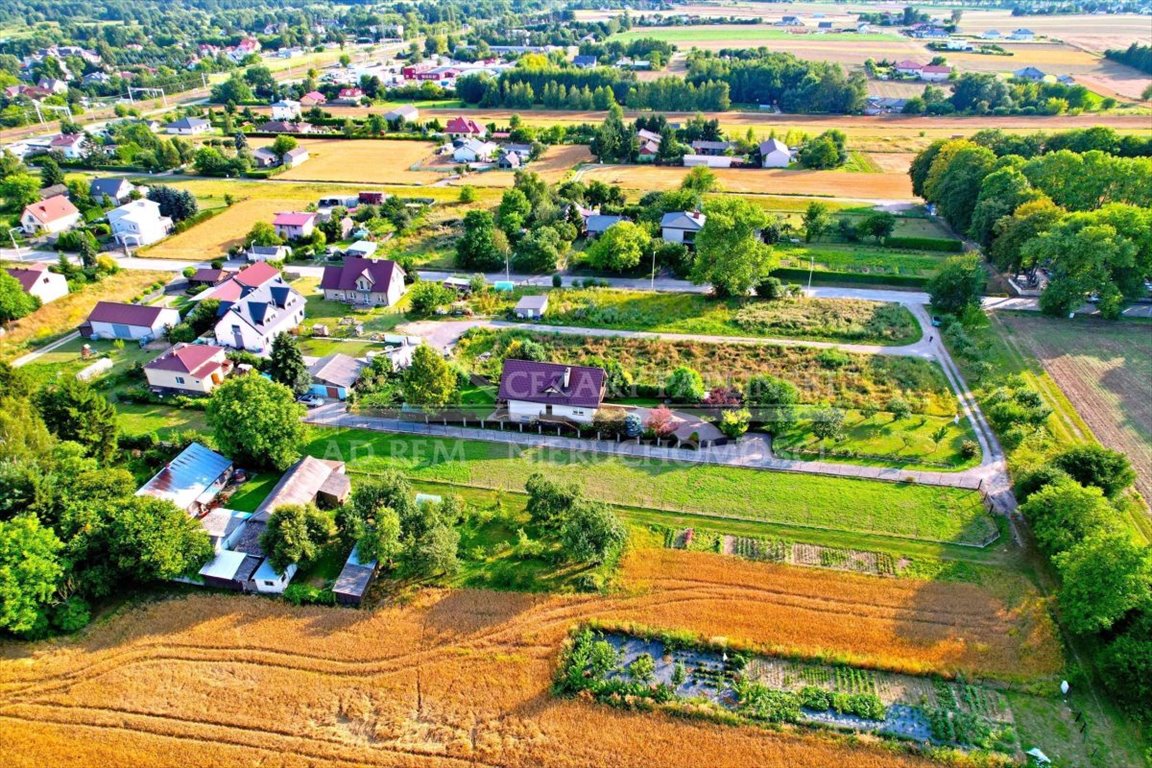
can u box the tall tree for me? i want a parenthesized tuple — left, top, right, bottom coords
(206, 375, 304, 470)
(690, 197, 775, 296)
(267, 333, 311, 396)
(1055, 531, 1152, 635)
(35, 379, 118, 463)
(0, 271, 38, 323)
(559, 499, 627, 564)
(39, 156, 65, 188)
(455, 210, 505, 271)
(927, 255, 986, 315)
(802, 202, 832, 243)
(585, 221, 650, 273)
(105, 496, 213, 582)
(0, 514, 63, 634)
(401, 345, 457, 412)
(260, 503, 334, 573)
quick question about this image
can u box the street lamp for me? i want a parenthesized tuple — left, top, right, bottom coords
(651, 247, 657, 292)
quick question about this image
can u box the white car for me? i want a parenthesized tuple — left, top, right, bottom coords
(297, 394, 325, 407)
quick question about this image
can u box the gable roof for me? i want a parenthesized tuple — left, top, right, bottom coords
(90, 177, 133, 199)
(497, 359, 606, 409)
(166, 117, 209, 130)
(23, 196, 79, 224)
(252, 456, 347, 522)
(446, 116, 484, 134)
(585, 214, 625, 233)
(759, 138, 790, 155)
(515, 295, 548, 311)
(920, 64, 951, 74)
(87, 301, 175, 328)
(144, 343, 226, 376)
(135, 442, 232, 511)
(309, 353, 366, 389)
(195, 262, 282, 302)
(661, 211, 706, 231)
(218, 282, 301, 333)
(190, 267, 230, 283)
(319, 256, 404, 294)
(273, 211, 316, 227)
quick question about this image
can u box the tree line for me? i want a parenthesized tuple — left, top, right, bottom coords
(911, 134, 1152, 317)
(685, 49, 868, 113)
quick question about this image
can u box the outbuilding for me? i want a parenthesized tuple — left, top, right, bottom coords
(513, 294, 549, 319)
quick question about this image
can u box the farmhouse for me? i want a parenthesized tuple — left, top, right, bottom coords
(272, 211, 317, 240)
(143, 343, 232, 395)
(759, 138, 793, 168)
(446, 116, 487, 139)
(334, 87, 364, 105)
(333, 545, 378, 606)
(213, 280, 307, 353)
(135, 442, 233, 516)
(80, 301, 181, 341)
(252, 147, 280, 168)
(308, 352, 366, 399)
(573, 55, 598, 68)
(196, 262, 283, 302)
(5, 263, 68, 304)
(319, 256, 406, 307)
(258, 120, 315, 134)
(257, 456, 351, 515)
(165, 117, 211, 135)
(894, 60, 924, 76)
(1010, 28, 1035, 41)
(1014, 66, 1046, 82)
(270, 99, 301, 120)
(89, 177, 136, 204)
(636, 128, 662, 162)
(497, 359, 606, 424)
(107, 198, 173, 246)
(49, 133, 86, 159)
(918, 65, 952, 82)
(384, 104, 419, 123)
(21, 196, 81, 235)
(300, 90, 327, 107)
(661, 211, 706, 244)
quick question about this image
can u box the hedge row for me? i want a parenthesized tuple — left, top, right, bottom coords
(884, 236, 964, 253)
(769, 267, 928, 288)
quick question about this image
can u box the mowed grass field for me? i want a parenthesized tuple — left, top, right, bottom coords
(997, 314, 1152, 509)
(142, 197, 301, 261)
(308, 429, 995, 544)
(0, 543, 1064, 768)
(0, 270, 168, 358)
(578, 164, 915, 198)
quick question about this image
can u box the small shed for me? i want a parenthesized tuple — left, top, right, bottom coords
(333, 545, 379, 606)
(514, 294, 549, 319)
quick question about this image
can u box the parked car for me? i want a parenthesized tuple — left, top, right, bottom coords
(297, 394, 324, 407)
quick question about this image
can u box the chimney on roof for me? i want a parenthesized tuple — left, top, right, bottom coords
(562, 366, 571, 389)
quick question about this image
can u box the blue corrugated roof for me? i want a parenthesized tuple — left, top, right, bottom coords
(136, 442, 232, 511)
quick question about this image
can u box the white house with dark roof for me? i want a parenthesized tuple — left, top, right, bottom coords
(80, 301, 181, 341)
(5, 263, 68, 304)
(497, 359, 606, 424)
(319, 256, 406, 307)
(759, 138, 793, 168)
(89, 177, 136, 204)
(660, 211, 706, 244)
(213, 279, 307, 353)
(584, 214, 625, 237)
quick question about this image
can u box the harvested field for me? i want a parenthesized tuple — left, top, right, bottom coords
(864, 151, 917, 174)
(256, 138, 444, 185)
(578, 164, 915, 199)
(0, 270, 168, 359)
(997, 313, 1152, 509)
(457, 144, 592, 188)
(143, 197, 299, 261)
(0, 548, 1062, 768)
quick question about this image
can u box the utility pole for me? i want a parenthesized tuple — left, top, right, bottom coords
(651, 248, 656, 292)
(807, 254, 815, 293)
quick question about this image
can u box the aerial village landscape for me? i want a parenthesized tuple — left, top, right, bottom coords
(0, 0, 1149, 766)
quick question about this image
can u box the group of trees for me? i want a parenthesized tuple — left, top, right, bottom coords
(903, 73, 1110, 117)
(0, 364, 212, 638)
(685, 49, 867, 113)
(911, 134, 1152, 317)
(524, 474, 627, 566)
(1016, 445, 1151, 721)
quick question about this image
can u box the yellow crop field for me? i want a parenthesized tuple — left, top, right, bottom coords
(255, 138, 445, 185)
(579, 164, 916, 199)
(0, 547, 1061, 768)
(458, 144, 592, 188)
(143, 198, 299, 261)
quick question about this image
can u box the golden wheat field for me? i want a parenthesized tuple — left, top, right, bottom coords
(256, 138, 446, 185)
(578, 164, 916, 199)
(142, 197, 300, 261)
(455, 144, 593, 189)
(0, 548, 1062, 768)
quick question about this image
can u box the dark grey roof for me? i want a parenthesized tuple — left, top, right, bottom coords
(309, 353, 366, 388)
(585, 214, 625, 233)
(90, 177, 133, 199)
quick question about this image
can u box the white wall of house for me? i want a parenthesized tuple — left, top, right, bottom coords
(111, 214, 171, 246)
(25, 271, 69, 304)
(253, 561, 297, 593)
(661, 226, 700, 244)
(683, 155, 733, 168)
(508, 399, 597, 424)
(89, 312, 181, 341)
(22, 210, 81, 235)
(761, 149, 792, 168)
(271, 102, 302, 120)
(274, 221, 314, 239)
(144, 364, 226, 395)
(214, 305, 306, 353)
(323, 278, 405, 307)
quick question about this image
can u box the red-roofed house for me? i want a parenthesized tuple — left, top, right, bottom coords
(319, 256, 406, 307)
(300, 90, 327, 107)
(445, 116, 487, 139)
(497, 359, 606, 424)
(5, 263, 69, 304)
(21, 196, 81, 235)
(188, 267, 233, 289)
(272, 211, 316, 240)
(144, 343, 232, 395)
(80, 301, 182, 340)
(894, 60, 924, 76)
(50, 133, 87, 160)
(334, 87, 364, 105)
(193, 261, 282, 303)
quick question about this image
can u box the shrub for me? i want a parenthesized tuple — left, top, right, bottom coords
(51, 597, 91, 633)
(282, 583, 337, 606)
(755, 276, 785, 300)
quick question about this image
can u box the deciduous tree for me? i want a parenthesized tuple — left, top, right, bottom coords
(207, 375, 304, 470)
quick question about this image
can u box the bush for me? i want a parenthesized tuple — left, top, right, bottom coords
(1052, 444, 1136, 498)
(755, 276, 785, 300)
(282, 583, 337, 606)
(884, 236, 964, 253)
(51, 597, 91, 633)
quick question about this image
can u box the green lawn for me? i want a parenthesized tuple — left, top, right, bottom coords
(775, 243, 949, 280)
(611, 27, 903, 44)
(522, 289, 922, 345)
(116, 403, 208, 438)
(303, 428, 997, 545)
(224, 472, 280, 512)
(773, 408, 979, 470)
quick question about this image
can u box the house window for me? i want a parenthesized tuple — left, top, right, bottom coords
(175, 376, 186, 384)
(263, 580, 276, 587)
